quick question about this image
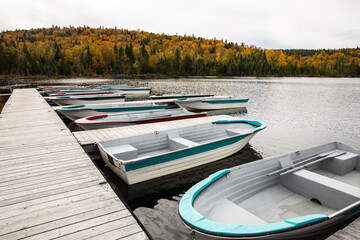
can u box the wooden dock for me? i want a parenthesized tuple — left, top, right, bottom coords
(326, 217, 360, 240)
(0, 89, 147, 240)
(73, 114, 238, 152)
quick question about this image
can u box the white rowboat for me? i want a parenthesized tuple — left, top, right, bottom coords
(174, 97, 248, 112)
(75, 109, 207, 130)
(49, 93, 125, 106)
(57, 102, 167, 121)
(97, 120, 266, 184)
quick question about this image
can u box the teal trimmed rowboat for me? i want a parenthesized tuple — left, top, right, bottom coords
(97, 120, 266, 184)
(57, 102, 166, 121)
(97, 85, 151, 96)
(49, 93, 125, 106)
(174, 97, 248, 112)
(179, 142, 360, 239)
(150, 94, 214, 100)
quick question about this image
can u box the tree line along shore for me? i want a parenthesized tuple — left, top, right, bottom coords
(0, 26, 359, 78)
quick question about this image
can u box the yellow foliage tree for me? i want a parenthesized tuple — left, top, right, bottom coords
(91, 47, 105, 70)
(148, 55, 158, 70)
(64, 49, 75, 64)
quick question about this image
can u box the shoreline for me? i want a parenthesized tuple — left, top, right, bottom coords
(0, 74, 359, 81)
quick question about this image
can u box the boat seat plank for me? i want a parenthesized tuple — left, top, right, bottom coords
(281, 169, 360, 210)
(208, 198, 267, 225)
(168, 137, 199, 151)
(321, 152, 359, 176)
(108, 144, 138, 160)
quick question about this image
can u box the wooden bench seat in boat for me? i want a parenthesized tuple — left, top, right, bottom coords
(281, 169, 360, 210)
(208, 198, 267, 225)
(321, 152, 359, 176)
(108, 144, 138, 160)
(168, 131, 199, 151)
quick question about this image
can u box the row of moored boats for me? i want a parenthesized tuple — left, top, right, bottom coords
(39, 84, 360, 240)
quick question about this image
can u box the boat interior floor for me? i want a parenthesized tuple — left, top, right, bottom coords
(237, 184, 337, 223)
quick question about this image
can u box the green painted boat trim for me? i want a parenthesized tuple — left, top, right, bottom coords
(205, 99, 248, 104)
(213, 120, 262, 127)
(213, 120, 266, 132)
(94, 106, 166, 113)
(60, 104, 85, 109)
(119, 88, 151, 91)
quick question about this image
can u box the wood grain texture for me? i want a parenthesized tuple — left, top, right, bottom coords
(0, 89, 148, 240)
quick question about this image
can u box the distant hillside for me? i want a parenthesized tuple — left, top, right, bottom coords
(0, 26, 359, 77)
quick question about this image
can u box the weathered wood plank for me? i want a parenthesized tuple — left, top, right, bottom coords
(2, 205, 127, 239)
(85, 223, 146, 240)
(0, 171, 102, 197)
(0, 165, 97, 188)
(52, 216, 138, 240)
(327, 218, 360, 240)
(0, 162, 95, 185)
(0, 198, 123, 237)
(0, 186, 112, 219)
(0, 166, 98, 190)
(0, 176, 103, 207)
(0, 185, 108, 218)
(120, 232, 149, 240)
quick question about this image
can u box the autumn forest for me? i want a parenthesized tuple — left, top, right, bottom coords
(0, 26, 359, 78)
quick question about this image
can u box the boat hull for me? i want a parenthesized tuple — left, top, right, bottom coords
(150, 94, 214, 100)
(51, 97, 125, 106)
(183, 211, 359, 240)
(111, 89, 150, 96)
(76, 113, 206, 130)
(57, 106, 166, 121)
(175, 100, 248, 111)
(99, 134, 255, 184)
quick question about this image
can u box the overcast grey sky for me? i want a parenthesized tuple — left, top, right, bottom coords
(0, 0, 359, 49)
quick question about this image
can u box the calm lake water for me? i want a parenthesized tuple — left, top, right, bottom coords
(1, 77, 360, 239)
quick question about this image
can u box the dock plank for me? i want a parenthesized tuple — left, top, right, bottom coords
(0, 89, 147, 240)
(327, 218, 360, 240)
